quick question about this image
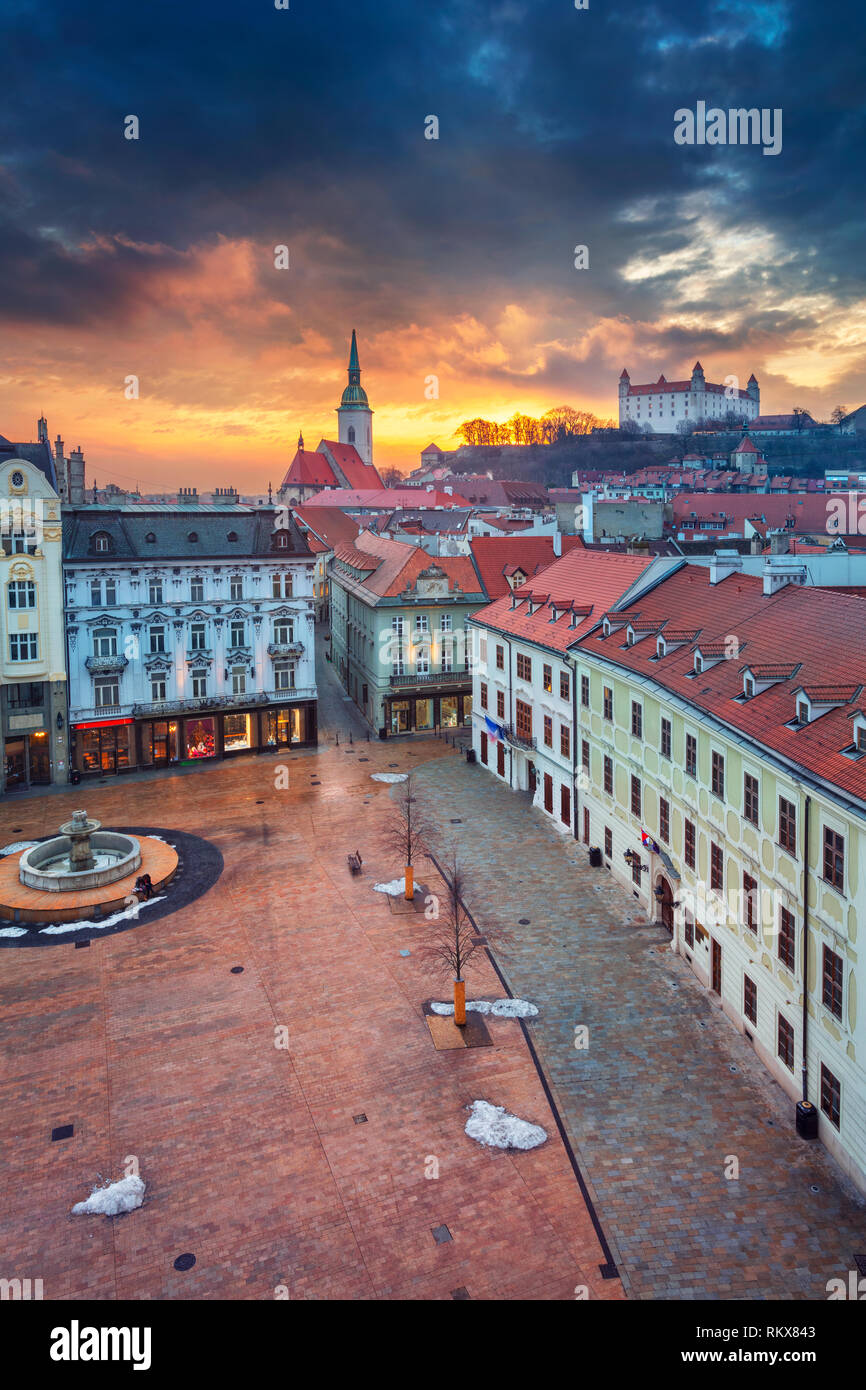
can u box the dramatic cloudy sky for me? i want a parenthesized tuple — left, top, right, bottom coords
(1, 0, 863, 486)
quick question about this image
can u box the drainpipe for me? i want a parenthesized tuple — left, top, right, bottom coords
(802, 793, 811, 1102)
(571, 654, 579, 840)
(506, 635, 514, 789)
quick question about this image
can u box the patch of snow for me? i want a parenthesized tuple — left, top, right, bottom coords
(431, 998, 538, 1018)
(0, 841, 38, 856)
(0, 925, 28, 937)
(373, 879, 407, 896)
(40, 895, 165, 935)
(465, 1100, 547, 1151)
(370, 773, 408, 783)
(72, 1175, 145, 1217)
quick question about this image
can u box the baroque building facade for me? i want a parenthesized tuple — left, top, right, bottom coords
(329, 529, 484, 735)
(63, 506, 317, 776)
(0, 447, 69, 794)
(469, 550, 866, 1195)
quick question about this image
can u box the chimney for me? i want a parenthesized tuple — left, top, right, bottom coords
(750, 534, 763, 555)
(769, 529, 790, 555)
(709, 549, 743, 584)
(68, 445, 86, 505)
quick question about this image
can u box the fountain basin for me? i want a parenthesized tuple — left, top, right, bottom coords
(19, 832, 141, 892)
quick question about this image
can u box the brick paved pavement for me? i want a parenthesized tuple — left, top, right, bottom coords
(0, 689, 621, 1298)
(413, 756, 866, 1301)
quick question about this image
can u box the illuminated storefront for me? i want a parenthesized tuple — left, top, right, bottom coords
(184, 717, 216, 759)
(384, 690, 472, 735)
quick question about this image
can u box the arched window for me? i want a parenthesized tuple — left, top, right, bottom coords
(187, 531, 199, 543)
(227, 531, 238, 542)
(347, 426, 355, 443)
(145, 532, 156, 544)
(92, 531, 112, 554)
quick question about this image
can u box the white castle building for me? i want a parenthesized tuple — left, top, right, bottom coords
(618, 362, 760, 433)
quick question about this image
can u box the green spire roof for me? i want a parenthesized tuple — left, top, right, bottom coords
(340, 328, 370, 409)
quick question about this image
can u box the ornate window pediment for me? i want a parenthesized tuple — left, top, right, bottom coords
(144, 654, 174, 673)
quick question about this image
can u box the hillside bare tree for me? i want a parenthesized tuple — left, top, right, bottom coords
(383, 774, 432, 899)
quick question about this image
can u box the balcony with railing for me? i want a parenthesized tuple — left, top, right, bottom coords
(389, 669, 471, 690)
(504, 723, 536, 751)
(85, 654, 130, 674)
(267, 640, 305, 659)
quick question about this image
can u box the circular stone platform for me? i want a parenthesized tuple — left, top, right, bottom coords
(0, 827, 223, 947)
(0, 837, 176, 924)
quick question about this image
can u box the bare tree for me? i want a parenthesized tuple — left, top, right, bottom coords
(422, 849, 482, 1024)
(831, 406, 848, 434)
(382, 773, 432, 899)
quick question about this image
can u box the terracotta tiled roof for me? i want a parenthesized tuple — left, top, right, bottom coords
(318, 441, 384, 490)
(468, 536, 584, 600)
(583, 566, 866, 801)
(293, 505, 361, 553)
(800, 685, 861, 703)
(280, 448, 337, 490)
(748, 663, 801, 680)
(472, 549, 655, 653)
(303, 486, 471, 508)
(333, 529, 483, 600)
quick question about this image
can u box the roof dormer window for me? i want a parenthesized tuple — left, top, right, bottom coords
(92, 531, 112, 554)
(797, 699, 810, 725)
(657, 638, 666, 658)
(694, 654, 703, 673)
(744, 675, 754, 698)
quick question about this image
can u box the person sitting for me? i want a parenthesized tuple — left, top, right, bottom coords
(135, 873, 154, 900)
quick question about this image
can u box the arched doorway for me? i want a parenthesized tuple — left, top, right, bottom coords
(656, 876, 674, 933)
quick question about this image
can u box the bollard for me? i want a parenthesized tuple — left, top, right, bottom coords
(349, 731, 353, 745)
(335, 732, 340, 746)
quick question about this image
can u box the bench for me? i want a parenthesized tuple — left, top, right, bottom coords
(347, 852, 363, 875)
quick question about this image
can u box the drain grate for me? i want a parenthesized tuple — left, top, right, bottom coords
(52, 1125, 74, 1141)
(74, 940, 90, 949)
(174, 1253, 196, 1271)
(255, 800, 265, 805)
(451, 1287, 470, 1300)
(353, 1113, 368, 1125)
(432, 1225, 452, 1245)
(518, 918, 530, 925)
(231, 966, 244, 974)
(450, 819, 463, 824)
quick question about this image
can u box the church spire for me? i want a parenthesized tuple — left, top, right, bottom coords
(348, 328, 360, 374)
(298, 430, 304, 451)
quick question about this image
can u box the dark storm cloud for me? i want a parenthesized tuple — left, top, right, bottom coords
(0, 0, 863, 387)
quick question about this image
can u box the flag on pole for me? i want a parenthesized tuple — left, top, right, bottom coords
(641, 830, 660, 854)
(485, 716, 504, 742)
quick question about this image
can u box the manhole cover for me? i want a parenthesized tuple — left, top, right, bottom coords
(231, 966, 244, 974)
(809, 1184, 821, 1194)
(518, 918, 530, 925)
(174, 1253, 196, 1271)
(432, 1225, 452, 1244)
(353, 1113, 368, 1125)
(729, 1064, 738, 1073)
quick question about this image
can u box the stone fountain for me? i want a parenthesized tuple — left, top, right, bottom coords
(18, 809, 141, 893)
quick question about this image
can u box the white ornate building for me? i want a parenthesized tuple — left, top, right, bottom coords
(62, 505, 317, 776)
(619, 362, 760, 432)
(0, 440, 69, 793)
